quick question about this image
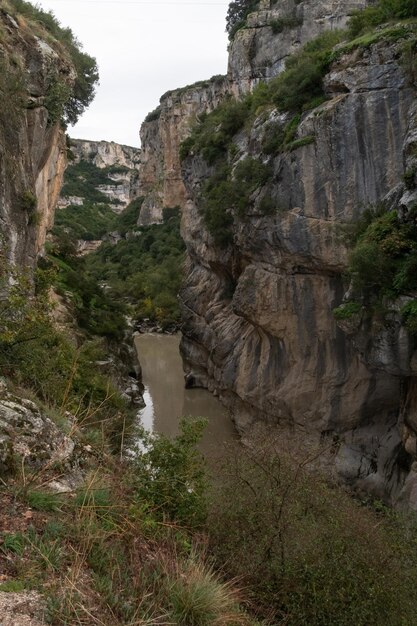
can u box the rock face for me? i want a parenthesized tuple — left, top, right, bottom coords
(178, 33, 417, 509)
(137, 76, 229, 224)
(0, 9, 74, 270)
(136, 1, 370, 224)
(60, 139, 141, 212)
(0, 381, 75, 477)
(228, 0, 370, 94)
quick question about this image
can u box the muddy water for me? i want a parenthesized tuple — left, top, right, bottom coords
(134, 333, 237, 457)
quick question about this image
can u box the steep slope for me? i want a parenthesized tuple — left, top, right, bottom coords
(0, 8, 71, 269)
(137, 76, 229, 224)
(0, 1, 98, 271)
(178, 22, 417, 508)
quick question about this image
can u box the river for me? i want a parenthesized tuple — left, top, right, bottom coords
(134, 333, 237, 457)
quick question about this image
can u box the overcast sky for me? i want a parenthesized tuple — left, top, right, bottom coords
(37, 0, 231, 147)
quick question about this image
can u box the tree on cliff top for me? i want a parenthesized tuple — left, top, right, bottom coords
(226, 0, 260, 39)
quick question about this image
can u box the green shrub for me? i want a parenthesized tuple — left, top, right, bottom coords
(270, 30, 343, 112)
(346, 210, 417, 297)
(348, 0, 417, 38)
(208, 444, 417, 625)
(20, 190, 37, 212)
(166, 559, 247, 626)
(404, 165, 416, 189)
(44, 78, 72, 125)
(180, 98, 250, 164)
(132, 419, 207, 528)
(26, 490, 63, 512)
(0, 580, 27, 592)
(401, 299, 417, 333)
(333, 301, 362, 320)
(145, 106, 161, 122)
(270, 15, 303, 34)
(226, 0, 260, 40)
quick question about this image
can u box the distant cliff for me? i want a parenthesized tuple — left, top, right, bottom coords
(60, 139, 141, 213)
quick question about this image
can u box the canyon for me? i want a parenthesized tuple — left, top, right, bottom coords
(2, 0, 417, 511)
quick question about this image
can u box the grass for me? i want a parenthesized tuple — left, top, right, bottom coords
(0, 421, 254, 626)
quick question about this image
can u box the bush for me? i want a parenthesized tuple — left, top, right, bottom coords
(348, 0, 417, 38)
(180, 98, 250, 164)
(348, 210, 417, 297)
(333, 301, 363, 320)
(270, 15, 303, 34)
(208, 442, 417, 624)
(132, 419, 207, 528)
(401, 299, 417, 333)
(144, 106, 161, 122)
(200, 157, 271, 246)
(269, 30, 343, 112)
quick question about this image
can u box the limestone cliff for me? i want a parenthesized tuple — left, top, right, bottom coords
(0, 6, 74, 270)
(60, 138, 141, 212)
(137, 0, 369, 223)
(137, 76, 229, 224)
(179, 31, 417, 509)
(228, 0, 370, 94)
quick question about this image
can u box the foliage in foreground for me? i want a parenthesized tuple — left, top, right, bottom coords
(208, 441, 417, 625)
(0, 420, 256, 626)
(2, 412, 417, 625)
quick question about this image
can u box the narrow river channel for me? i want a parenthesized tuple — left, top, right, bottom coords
(134, 333, 237, 457)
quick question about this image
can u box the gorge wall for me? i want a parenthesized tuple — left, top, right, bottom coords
(137, 0, 370, 225)
(137, 0, 417, 509)
(59, 139, 141, 212)
(0, 6, 74, 270)
(137, 76, 229, 224)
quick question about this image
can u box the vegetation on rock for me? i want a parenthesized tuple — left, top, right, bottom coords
(7, 0, 99, 125)
(182, 0, 417, 248)
(226, 0, 259, 40)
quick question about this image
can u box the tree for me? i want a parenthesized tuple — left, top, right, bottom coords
(225, 0, 259, 39)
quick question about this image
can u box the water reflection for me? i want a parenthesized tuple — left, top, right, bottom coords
(134, 333, 237, 456)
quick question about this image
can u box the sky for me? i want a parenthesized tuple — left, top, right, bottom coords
(37, 0, 231, 147)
